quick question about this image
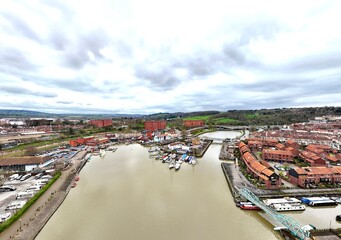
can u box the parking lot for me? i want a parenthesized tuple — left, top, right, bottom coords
(0, 175, 50, 222)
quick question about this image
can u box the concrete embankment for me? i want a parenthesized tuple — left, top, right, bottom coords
(196, 140, 213, 157)
(0, 151, 88, 240)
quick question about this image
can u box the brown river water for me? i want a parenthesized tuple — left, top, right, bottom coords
(36, 131, 340, 240)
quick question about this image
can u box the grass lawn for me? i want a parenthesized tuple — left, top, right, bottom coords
(183, 115, 211, 121)
(246, 113, 258, 119)
(213, 118, 238, 124)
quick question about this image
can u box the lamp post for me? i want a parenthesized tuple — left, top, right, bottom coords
(19, 218, 22, 231)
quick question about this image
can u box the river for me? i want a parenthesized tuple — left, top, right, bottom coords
(36, 131, 281, 240)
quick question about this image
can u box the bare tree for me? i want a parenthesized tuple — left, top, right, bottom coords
(25, 146, 39, 156)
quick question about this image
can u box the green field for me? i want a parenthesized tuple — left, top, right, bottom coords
(183, 115, 211, 121)
(246, 113, 258, 119)
(213, 118, 238, 124)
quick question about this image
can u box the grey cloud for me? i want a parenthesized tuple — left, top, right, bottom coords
(134, 43, 249, 91)
(61, 29, 110, 69)
(0, 86, 57, 98)
(22, 75, 103, 93)
(56, 101, 73, 104)
(0, 48, 37, 71)
(1, 12, 41, 42)
(282, 52, 341, 72)
(134, 66, 183, 91)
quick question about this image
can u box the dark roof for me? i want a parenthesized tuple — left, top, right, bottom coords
(0, 156, 52, 166)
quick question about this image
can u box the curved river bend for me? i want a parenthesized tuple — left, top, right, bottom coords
(36, 131, 280, 240)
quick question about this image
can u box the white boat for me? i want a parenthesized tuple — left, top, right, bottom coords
(175, 161, 181, 170)
(169, 161, 175, 169)
(100, 149, 106, 157)
(269, 203, 305, 212)
(263, 198, 305, 212)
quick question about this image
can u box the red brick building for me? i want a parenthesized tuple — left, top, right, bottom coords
(306, 145, 326, 158)
(247, 140, 263, 150)
(326, 155, 341, 165)
(242, 152, 281, 189)
(246, 138, 278, 147)
(286, 139, 299, 150)
(299, 151, 326, 166)
(238, 142, 250, 154)
(183, 120, 205, 128)
(144, 121, 166, 131)
(262, 149, 294, 162)
(69, 136, 95, 147)
(288, 166, 341, 188)
(89, 119, 113, 128)
(238, 142, 281, 189)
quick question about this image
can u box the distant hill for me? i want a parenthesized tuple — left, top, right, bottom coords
(0, 109, 142, 119)
(144, 111, 220, 120)
(144, 107, 341, 125)
(1, 107, 340, 125)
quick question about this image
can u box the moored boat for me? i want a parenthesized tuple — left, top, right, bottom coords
(301, 197, 337, 206)
(238, 202, 261, 210)
(175, 161, 181, 171)
(263, 197, 305, 212)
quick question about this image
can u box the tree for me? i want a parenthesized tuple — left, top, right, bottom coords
(68, 127, 75, 136)
(25, 146, 38, 156)
(181, 128, 188, 140)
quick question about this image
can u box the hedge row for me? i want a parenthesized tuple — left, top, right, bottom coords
(0, 172, 61, 233)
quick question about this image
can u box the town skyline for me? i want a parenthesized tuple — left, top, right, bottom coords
(1, 0, 341, 114)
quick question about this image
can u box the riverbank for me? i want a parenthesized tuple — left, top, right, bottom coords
(221, 162, 341, 201)
(0, 151, 87, 240)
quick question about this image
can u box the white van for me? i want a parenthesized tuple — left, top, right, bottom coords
(16, 191, 35, 200)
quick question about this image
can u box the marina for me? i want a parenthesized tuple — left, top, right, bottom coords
(36, 138, 282, 240)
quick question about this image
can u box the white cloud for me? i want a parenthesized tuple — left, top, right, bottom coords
(0, 0, 340, 114)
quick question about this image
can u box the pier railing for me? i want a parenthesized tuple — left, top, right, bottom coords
(238, 188, 311, 240)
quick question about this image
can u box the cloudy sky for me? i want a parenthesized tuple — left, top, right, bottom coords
(1, 0, 341, 114)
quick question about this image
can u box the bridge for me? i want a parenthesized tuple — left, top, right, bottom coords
(198, 136, 228, 141)
(238, 188, 311, 240)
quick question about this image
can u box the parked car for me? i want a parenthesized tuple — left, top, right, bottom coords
(41, 175, 52, 180)
(20, 173, 32, 181)
(35, 173, 44, 179)
(0, 185, 17, 192)
(0, 213, 12, 223)
(25, 185, 41, 192)
(8, 174, 20, 181)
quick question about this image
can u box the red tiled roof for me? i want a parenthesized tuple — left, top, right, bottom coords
(308, 144, 331, 150)
(326, 155, 339, 162)
(263, 149, 293, 156)
(0, 156, 52, 166)
(294, 168, 308, 175)
(261, 168, 274, 177)
(286, 139, 297, 145)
